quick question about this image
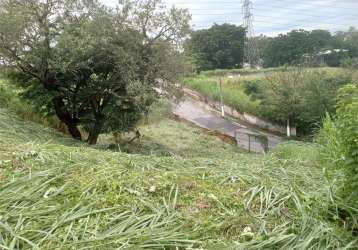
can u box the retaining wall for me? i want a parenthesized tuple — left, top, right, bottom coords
(183, 88, 297, 136)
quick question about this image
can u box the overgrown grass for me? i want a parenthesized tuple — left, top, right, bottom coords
(182, 67, 356, 135)
(0, 104, 356, 249)
(318, 84, 358, 228)
(199, 67, 287, 77)
(182, 75, 260, 114)
(197, 66, 341, 77)
(0, 78, 66, 133)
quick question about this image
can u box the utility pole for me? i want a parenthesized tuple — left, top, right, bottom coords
(242, 0, 259, 68)
(287, 119, 291, 137)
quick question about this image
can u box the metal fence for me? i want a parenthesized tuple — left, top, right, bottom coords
(235, 129, 269, 153)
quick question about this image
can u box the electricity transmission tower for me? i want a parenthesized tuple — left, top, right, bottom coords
(242, 0, 259, 68)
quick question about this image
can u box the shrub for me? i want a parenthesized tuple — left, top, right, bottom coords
(259, 69, 351, 135)
(318, 84, 358, 225)
(341, 57, 358, 69)
(183, 68, 353, 136)
(0, 79, 66, 133)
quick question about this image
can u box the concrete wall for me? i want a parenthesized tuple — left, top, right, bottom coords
(183, 88, 297, 136)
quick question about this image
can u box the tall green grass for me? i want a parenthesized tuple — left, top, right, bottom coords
(318, 84, 358, 228)
(0, 78, 66, 133)
(200, 67, 287, 77)
(182, 75, 260, 114)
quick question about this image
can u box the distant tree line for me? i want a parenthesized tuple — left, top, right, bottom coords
(185, 25, 358, 70)
(257, 28, 358, 67)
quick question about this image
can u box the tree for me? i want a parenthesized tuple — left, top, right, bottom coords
(262, 29, 334, 67)
(259, 68, 351, 134)
(334, 27, 358, 58)
(250, 35, 272, 64)
(261, 28, 358, 68)
(185, 24, 245, 71)
(0, 0, 190, 144)
(310, 29, 332, 51)
(263, 29, 317, 67)
(262, 68, 304, 133)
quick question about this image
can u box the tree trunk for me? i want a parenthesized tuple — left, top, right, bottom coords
(53, 97, 82, 140)
(87, 120, 103, 145)
(88, 131, 100, 145)
(67, 124, 82, 141)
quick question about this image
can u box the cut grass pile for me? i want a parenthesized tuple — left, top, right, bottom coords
(98, 118, 244, 158)
(0, 107, 356, 249)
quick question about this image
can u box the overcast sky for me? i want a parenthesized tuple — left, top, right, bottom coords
(100, 0, 358, 36)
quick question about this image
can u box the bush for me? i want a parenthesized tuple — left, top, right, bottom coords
(241, 79, 266, 101)
(258, 69, 352, 135)
(318, 84, 358, 225)
(341, 57, 358, 69)
(182, 68, 353, 136)
(0, 79, 66, 133)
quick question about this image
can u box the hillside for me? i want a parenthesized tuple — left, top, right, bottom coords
(0, 1, 357, 248)
(0, 106, 355, 249)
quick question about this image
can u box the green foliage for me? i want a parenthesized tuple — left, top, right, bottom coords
(182, 68, 353, 135)
(0, 0, 190, 144)
(261, 28, 358, 68)
(341, 57, 358, 70)
(199, 67, 285, 77)
(335, 27, 358, 58)
(318, 84, 358, 224)
(182, 75, 260, 114)
(263, 29, 317, 67)
(185, 24, 245, 71)
(260, 69, 350, 134)
(0, 79, 65, 132)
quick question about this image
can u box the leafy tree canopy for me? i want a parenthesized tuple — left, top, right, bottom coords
(0, 0, 191, 144)
(258, 28, 358, 68)
(185, 24, 246, 72)
(257, 68, 352, 134)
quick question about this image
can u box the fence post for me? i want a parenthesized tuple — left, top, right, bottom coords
(219, 78, 225, 117)
(248, 135, 251, 152)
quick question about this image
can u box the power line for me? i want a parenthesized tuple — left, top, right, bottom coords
(190, 11, 357, 27)
(252, 0, 356, 10)
(242, 0, 260, 67)
(172, 1, 356, 11)
(190, 11, 357, 19)
(183, 0, 358, 35)
(193, 16, 357, 27)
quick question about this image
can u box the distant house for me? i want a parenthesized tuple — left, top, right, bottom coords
(317, 49, 349, 56)
(303, 49, 349, 66)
